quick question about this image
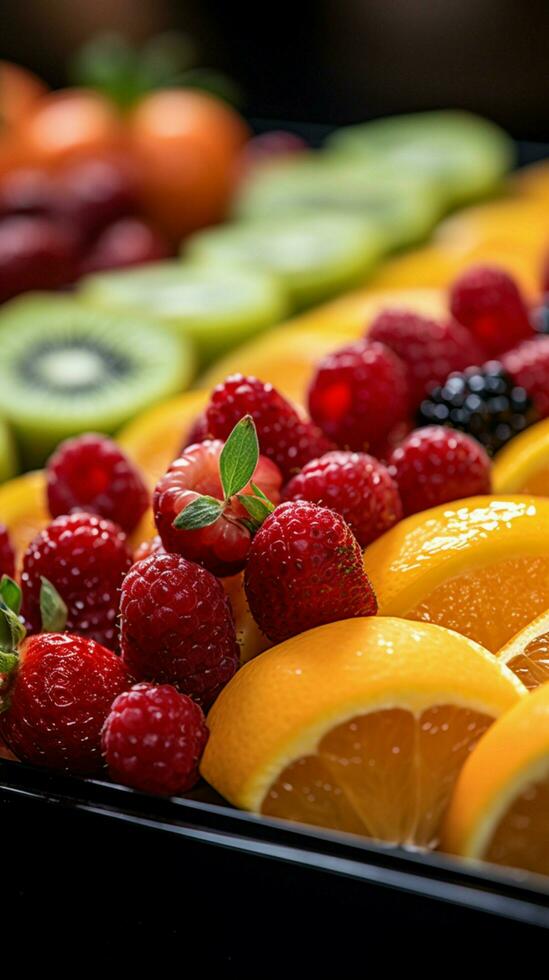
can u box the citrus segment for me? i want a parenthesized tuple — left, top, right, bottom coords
(198, 288, 445, 406)
(363, 496, 549, 652)
(498, 608, 549, 690)
(0, 470, 48, 568)
(263, 705, 492, 847)
(201, 617, 524, 847)
(118, 389, 208, 488)
(442, 683, 549, 875)
(493, 419, 549, 496)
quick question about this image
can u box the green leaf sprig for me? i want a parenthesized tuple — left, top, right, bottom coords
(173, 416, 274, 534)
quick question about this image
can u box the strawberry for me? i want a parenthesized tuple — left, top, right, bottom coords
(0, 577, 130, 774)
(153, 420, 282, 577)
(244, 500, 378, 644)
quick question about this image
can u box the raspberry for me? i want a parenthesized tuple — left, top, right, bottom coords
(133, 534, 165, 564)
(368, 309, 485, 409)
(418, 362, 537, 456)
(0, 524, 15, 579)
(120, 552, 239, 707)
(153, 439, 282, 577)
(46, 432, 149, 534)
(21, 512, 132, 650)
(387, 426, 492, 517)
(205, 374, 334, 481)
(502, 337, 549, 420)
(307, 340, 410, 455)
(102, 682, 208, 796)
(282, 450, 402, 548)
(0, 632, 130, 774)
(449, 265, 533, 356)
(244, 500, 377, 644)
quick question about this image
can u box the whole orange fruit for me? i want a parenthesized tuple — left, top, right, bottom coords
(127, 89, 249, 240)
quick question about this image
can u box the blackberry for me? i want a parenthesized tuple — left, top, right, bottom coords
(418, 362, 538, 456)
(531, 297, 549, 335)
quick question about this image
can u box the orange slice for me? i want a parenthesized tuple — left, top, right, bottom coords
(493, 419, 549, 496)
(199, 288, 445, 406)
(0, 470, 48, 569)
(497, 608, 549, 691)
(363, 495, 549, 653)
(118, 389, 208, 489)
(442, 683, 549, 876)
(201, 617, 524, 848)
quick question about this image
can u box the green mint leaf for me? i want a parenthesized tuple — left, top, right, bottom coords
(250, 482, 275, 507)
(0, 597, 25, 652)
(0, 576, 22, 616)
(40, 578, 68, 634)
(219, 416, 259, 500)
(173, 495, 224, 531)
(236, 493, 274, 527)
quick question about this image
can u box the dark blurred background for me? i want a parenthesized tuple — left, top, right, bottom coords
(1, 0, 548, 139)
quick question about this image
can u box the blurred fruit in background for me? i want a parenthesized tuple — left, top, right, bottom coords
(128, 88, 249, 240)
(0, 60, 48, 128)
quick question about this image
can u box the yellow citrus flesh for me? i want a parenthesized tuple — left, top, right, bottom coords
(363, 496, 549, 653)
(493, 419, 549, 496)
(497, 607, 549, 690)
(118, 389, 208, 489)
(222, 573, 272, 664)
(201, 617, 524, 848)
(0, 470, 48, 569)
(442, 683, 549, 876)
(199, 288, 445, 406)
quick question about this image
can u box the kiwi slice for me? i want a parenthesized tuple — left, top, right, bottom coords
(80, 262, 288, 366)
(0, 417, 18, 484)
(0, 294, 193, 467)
(184, 212, 383, 310)
(232, 156, 443, 250)
(327, 111, 515, 208)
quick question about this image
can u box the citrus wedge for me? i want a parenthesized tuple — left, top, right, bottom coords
(199, 287, 445, 406)
(493, 419, 549, 496)
(442, 683, 549, 876)
(497, 608, 549, 691)
(0, 469, 48, 568)
(201, 616, 524, 848)
(118, 389, 208, 489)
(363, 496, 549, 653)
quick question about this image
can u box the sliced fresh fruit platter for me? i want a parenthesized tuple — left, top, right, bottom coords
(4, 250, 549, 887)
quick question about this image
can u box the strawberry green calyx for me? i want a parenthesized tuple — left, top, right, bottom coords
(0, 576, 25, 712)
(39, 577, 68, 634)
(173, 415, 275, 535)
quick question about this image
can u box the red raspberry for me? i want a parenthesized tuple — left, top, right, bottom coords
(307, 340, 410, 455)
(120, 552, 239, 707)
(0, 632, 130, 774)
(502, 337, 549, 419)
(387, 426, 492, 517)
(205, 374, 334, 481)
(0, 524, 15, 580)
(153, 439, 282, 577)
(102, 682, 208, 796)
(133, 534, 165, 564)
(47, 432, 149, 534)
(21, 512, 132, 650)
(449, 265, 533, 356)
(244, 500, 378, 644)
(368, 309, 485, 409)
(283, 450, 402, 548)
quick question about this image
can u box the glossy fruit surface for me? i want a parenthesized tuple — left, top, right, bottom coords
(442, 683, 549, 876)
(363, 495, 549, 653)
(202, 616, 523, 845)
